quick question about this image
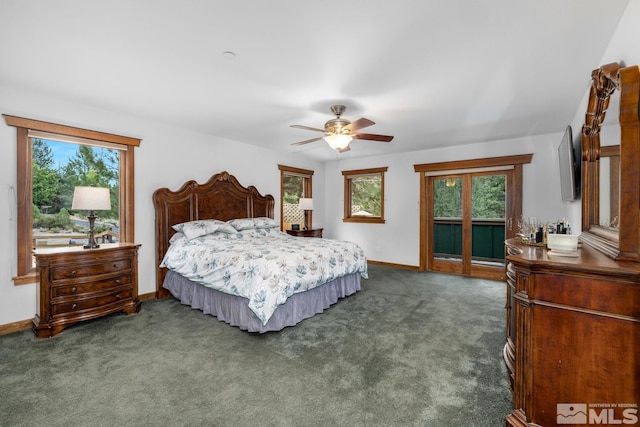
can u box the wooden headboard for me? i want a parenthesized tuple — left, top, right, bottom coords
(153, 171, 275, 298)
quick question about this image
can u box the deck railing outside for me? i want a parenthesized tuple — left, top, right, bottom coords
(32, 228, 119, 249)
(433, 218, 505, 264)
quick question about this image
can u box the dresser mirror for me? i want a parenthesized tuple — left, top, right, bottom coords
(598, 145, 619, 228)
(580, 62, 640, 261)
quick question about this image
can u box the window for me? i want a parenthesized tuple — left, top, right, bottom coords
(278, 165, 313, 231)
(4, 115, 140, 285)
(342, 167, 387, 223)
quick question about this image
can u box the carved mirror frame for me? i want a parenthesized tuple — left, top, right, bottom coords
(580, 63, 640, 262)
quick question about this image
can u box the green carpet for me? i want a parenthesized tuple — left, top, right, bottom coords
(0, 265, 511, 426)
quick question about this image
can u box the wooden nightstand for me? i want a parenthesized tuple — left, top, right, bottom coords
(33, 242, 141, 338)
(286, 228, 323, 238)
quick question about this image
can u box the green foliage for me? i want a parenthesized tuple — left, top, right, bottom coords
(433, 175, 506, 219)
(472, 175, 506, 219)
(434, 178, 462, 218)
(33, 204, 42, 220)
(62, 145, 120, 219)
(33, 207, 73, 230)
(32, 163, 60, 209)
(32, 139, 54, 168)
(351, 175, 381, 216)
(283, 175, 304, 204)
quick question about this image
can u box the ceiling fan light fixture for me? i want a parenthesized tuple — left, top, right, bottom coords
(291, 104, 392, 150)
(324, 134, 352, 150)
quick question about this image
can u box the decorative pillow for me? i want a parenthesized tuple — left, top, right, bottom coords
(253, 217, 279, 229)
(173, 219, 237, 240)
(227, 218, 255, 231)
(169, 232, 187, 244)
(214, 222, 238, 234)
(228, 217, 278, 231)
(172, 222, 186, 233)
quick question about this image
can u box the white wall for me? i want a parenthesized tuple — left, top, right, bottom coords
(0, 85, 324, 326)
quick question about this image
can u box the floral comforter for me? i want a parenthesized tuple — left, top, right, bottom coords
(160, 226, 368, 325)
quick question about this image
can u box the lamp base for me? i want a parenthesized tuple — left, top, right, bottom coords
(303, 210, 309, 230)
(83, 211, 100, 250)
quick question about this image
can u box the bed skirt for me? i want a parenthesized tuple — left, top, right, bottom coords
(163, 270, 361, 333)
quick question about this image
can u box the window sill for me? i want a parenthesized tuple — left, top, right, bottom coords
(13, 273, 36, 286)
(343, 217, 385, 224)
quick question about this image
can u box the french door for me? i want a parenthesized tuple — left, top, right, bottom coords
(427, 170, 515, 280)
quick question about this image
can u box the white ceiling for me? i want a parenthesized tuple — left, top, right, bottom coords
(0, 0, 631, 161)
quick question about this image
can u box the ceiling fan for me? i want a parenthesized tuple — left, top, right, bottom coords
(290, 105, 394, 152)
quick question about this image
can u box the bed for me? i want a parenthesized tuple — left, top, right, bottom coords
(153, 171, 367, 332)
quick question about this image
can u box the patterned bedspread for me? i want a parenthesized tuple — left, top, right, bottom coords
(160, 225, 368, 325)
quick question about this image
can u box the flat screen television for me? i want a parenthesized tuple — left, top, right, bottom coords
(558, 125, 580, 202)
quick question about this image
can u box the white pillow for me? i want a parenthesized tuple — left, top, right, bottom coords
(173, 219, 237, 240)
(228, 217, 278, 231)
(253, 217, 279, 229)
(169, 232, 187, 244)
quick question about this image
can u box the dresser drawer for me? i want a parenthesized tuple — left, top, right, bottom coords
(50, 258, 132, 281)
(51, 287, 132, 316)
(52, 274, 132, 298)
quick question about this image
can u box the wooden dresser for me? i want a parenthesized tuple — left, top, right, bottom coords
(504, 239, 639, 426)
(33, 242, 141, 338)
(286, 228, 323, 238)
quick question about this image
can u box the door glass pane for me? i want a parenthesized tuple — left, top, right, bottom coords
(32, 138, 120, 251)
(282, 174, 305, 230)
(433, 177, 462, 262)
(471, 174, 506, 266)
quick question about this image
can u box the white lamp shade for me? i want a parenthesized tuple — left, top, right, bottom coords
(324, 134, 352, 150)
(298, 198, 314, 210)
(71, 186, 111, 211)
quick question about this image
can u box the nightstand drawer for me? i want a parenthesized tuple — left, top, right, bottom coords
(51, 258, 132, 281)
(51, 287, 132, 316)
(52, 274, 132, 298)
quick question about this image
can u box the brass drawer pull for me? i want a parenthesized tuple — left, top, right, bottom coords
(70, 270, 76, 276)
(71, 303, 77, 310)
(71, 287, 77, 293)
(115, 294, 121, 299)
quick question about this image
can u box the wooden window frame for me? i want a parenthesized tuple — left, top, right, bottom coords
(277, 165, 314, 231)
(342, 166, 388, 224)
(3, 115, 141, 285)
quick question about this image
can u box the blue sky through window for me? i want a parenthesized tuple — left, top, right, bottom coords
(43, 139, 77, 168)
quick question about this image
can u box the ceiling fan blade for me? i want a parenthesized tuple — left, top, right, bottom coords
(291, 136, 324, 146)
(344, 118, 375, 132)
(290, 124, 325, 133)
(354, 132, 394, 142)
